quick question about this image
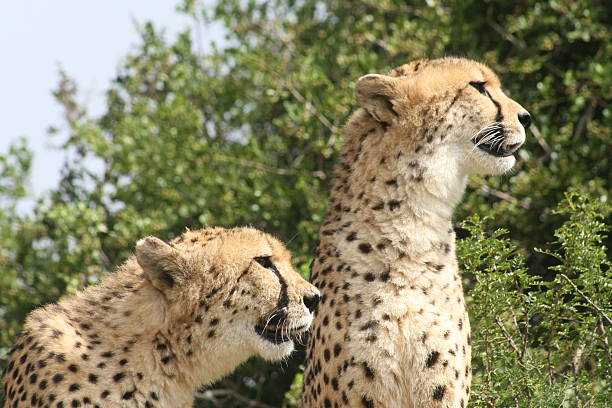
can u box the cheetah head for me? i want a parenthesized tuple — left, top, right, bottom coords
(355, 57, 530, 175)
(135, 227, 320, 364)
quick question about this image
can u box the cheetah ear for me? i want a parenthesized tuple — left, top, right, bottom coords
(356, 74, 402, 124)
(136, 236, 186, 293)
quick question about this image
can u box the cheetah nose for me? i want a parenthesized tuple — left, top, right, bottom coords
(518, 111, 531, 128)
(303, 292, 321, 313)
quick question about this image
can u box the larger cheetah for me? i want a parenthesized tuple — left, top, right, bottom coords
(302, 57, 530, 408)
(2, 227, 320, 408)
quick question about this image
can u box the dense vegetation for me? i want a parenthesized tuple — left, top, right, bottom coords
(1, 0, 610, 406)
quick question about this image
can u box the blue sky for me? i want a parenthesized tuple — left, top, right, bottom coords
(0, 1, 223, 210)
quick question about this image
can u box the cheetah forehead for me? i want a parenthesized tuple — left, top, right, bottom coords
(389, 57, 502, 90)
(171, 226, 293, 262)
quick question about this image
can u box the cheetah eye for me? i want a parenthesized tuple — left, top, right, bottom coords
(254, 256, 275, 270)
(469, 81, 489, 97)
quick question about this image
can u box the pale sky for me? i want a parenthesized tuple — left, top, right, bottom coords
(0, 1, 224, 211)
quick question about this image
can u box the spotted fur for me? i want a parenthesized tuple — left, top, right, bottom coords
(2, 227, 319, 408)
(302, 58, 529, 408)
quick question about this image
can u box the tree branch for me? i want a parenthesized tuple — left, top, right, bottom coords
(495, 317, 525, 367)
(559, 273, 612, 325)
(485, 17, 564, 78)
(480, 185, 530, 209)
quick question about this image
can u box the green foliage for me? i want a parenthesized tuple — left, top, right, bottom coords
(459, 193, 610, 407)
(1, 0, 610, 406)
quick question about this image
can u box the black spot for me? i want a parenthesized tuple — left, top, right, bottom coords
(371, 203, 384, 211)
(362, 362, 375, 379)
(360, 321, 377, 331)
(119, 359, 128, 366)
(52, 374, 64, 383)
(361, 395, 375, 408)
(358, 243, 372, 254)
(68, 364, 78, 373)
(433, 385, 446, 400)
(195, 315, 203, 323)
(29, 373, 37, 384)
(364, 273, 375, 282)
(122, 390, 134, 400)
(388, 200, 401, 211)
(38, 380, 47, 390)
(88, 374, 98, 384)
(113, 372, 125, 382)
(346, 232, 357, 241)
(333, 344, 342, 357)
(100, 390, 110, 399)
(324, 349, 331, 362)
(426, 351, 440, 368)
(71, 400, 81, 407)
(161, 356, 171, 364)
(385, 178, 397, 186)
(68, 383, 80, 392)
(100, 351, 113, 358)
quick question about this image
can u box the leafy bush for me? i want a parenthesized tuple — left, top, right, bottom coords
(1, 0, 610, 406)
(460, 193, 610, 407)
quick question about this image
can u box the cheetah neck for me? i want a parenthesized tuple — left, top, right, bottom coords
(325, 110, 467, 255)
(57, 259, 241, 399)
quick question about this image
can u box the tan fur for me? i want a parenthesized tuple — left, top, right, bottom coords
(302, 58, 529, 408)
(2, 227, 319, 408)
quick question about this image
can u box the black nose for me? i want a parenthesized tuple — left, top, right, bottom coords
(518, 112, 531, 128)
(303, 293, 321, 313)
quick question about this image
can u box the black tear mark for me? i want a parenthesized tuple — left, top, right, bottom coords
(270, 265, 289, 310)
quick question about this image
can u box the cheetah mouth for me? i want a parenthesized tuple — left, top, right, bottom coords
(254, 324, 309, 344)
(472, 128, 516, 157)
(474, 141, 514, 157)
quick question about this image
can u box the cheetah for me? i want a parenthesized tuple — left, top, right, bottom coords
(2, 227, 320, 408)
(302, 57, 530, 408)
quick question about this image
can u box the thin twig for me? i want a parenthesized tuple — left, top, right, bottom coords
(195, 389, 277, 408)
(279, 78, 339, 136)
(485, 17, 564, 78)
(495, 317, 525, 366)
(480, 185, 530, 209)
(572, 99, 597, 140)
(559, 274, 612, 325)
(529, 123, 553, 155)
(207, 153, 327, 180)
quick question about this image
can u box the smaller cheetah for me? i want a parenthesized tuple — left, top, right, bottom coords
(2, 227, 320, 408)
